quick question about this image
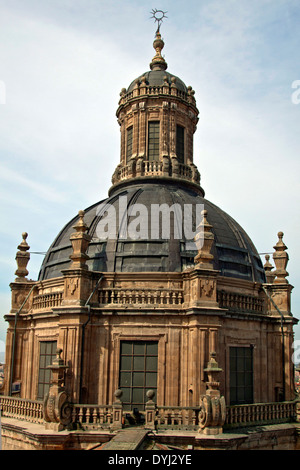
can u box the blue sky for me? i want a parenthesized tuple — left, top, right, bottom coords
(0, 0, 300, 354)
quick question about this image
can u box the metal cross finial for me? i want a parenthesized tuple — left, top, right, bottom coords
(150, 9, 168, 32)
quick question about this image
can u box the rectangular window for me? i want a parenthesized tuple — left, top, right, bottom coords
(229, 346, 253, 405)
(176, 125, 185, 164)
(119, 341, 158, 411)
(148, 121, 160, 161)
(126, 126, 133, 162)
(37, 341, 57, 400)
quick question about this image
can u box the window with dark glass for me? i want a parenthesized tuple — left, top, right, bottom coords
(148, 121, 160, 161)
(176, 125, 185, 163)
(229, 346, 253, 405)
(126, 126, 133, 162)
(119, 341, 158, 411)
(37, 341, 57, 400)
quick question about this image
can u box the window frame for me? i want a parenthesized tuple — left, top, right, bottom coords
(119, 340, 158, 411)
(176, 124, 185, 164)
(229, 346, 254, 405)
(126, 126, 133, 163)
(147, 121, 160, 161)
(37, 340, 57, 401)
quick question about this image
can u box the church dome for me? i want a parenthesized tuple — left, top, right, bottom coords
(127, 70, 188, 94)
(38, 181, 265, 283)
(38, 28, 265, 284)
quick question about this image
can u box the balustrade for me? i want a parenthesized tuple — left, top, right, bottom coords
(0, 395, 297, 431)
(217, 291, 265, 314)
(98, 288, 184, 307)
(32, 291, 63, 310)
(71, 404, 113, 429)
(225, 401, 296, 428)
(0, 396, 44, 424)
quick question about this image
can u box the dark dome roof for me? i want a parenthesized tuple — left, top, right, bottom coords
(127, 70, 188, 94)
(38, 182, 266, 283)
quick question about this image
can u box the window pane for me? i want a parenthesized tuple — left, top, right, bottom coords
(133, 356, 144, 370)
(132, 388, 144, 404)
(122, 388, 131, 403)
(121, 342, 132, 355)
(146, 372, 157, 388)
(146, 343, 158, 355)
(134, 343, 145, 355)
(237, 372, 244, 386)
(237, 356, 244, 370)
(146, 356, 157, 371)
(133, 372, 144, 387)
(120, 372, 131, 387)
(120, 356, 132, 370)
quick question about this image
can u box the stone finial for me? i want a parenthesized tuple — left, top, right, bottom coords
(69, 210, 92, 269)
(204, 351, 223, 391)
(194, 210, 214, 270)
(264, 254, 276, 284)
(15, 232, 30, 282)
(150, 30, 168, 71)
(273, 232, 289, 284)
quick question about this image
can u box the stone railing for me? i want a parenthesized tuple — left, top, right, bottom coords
(0, 396, 44, 424)
(118, 84, 192, 107)
(112, 159, 200, 186)
(1, 395, 298, 432)
(32, 291, 63, 310)
(71, 404, 114, 430)
(144, 160, 163, 176)
(225, 401, 297, 429)
(156, 406, 200, 430)
(98, 288, 184, 307)
(217, 291, 265, 314)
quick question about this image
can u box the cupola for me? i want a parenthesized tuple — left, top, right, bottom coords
(110, 29, 203, 197)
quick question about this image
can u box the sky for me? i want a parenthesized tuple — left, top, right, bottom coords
(0, 0, 299, 354)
